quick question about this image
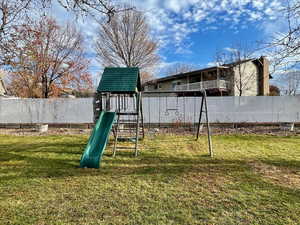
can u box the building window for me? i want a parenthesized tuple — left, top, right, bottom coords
(220, 71, 227, 79)
(172, 81, 181, 90)
(190, 77, 201, 83)
(154, 83, 161, 90)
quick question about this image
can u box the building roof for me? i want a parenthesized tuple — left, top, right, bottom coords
(144, 66, 228, 85)
(223, 58, 254, 67)
(97, 67, 141, 93)
(144, 58, 257, 85)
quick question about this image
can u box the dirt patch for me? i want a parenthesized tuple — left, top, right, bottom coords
(0, 128, 91, 136)
(0, 124, 299, 137)
(248, 161, 300, 189)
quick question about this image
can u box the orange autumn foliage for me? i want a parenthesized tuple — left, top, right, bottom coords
(7, 16, 92, 98)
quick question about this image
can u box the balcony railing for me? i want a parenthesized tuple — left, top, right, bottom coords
(175, 80, 230, 91)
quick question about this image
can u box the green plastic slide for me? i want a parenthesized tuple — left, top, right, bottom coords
(80, 111, 116, 168)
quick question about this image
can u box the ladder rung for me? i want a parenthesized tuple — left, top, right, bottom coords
(117, 128, 136, 130)
(117, 137, 137, 140)
(114, 135, 143, 137)
(118, 112, 138, 115)
(114, 127, 142, 129)
(118, 122, 138, 124)
(116, 134, 143, 136)
(115, 146, 136, 150)
(118, 119, 138, 121)
(116, 129, 143, 131)
(117, 137, 143, 140)
(117, 131, 135, 133)
(116, 131, 136, 133)
(115, 126, 143, 129)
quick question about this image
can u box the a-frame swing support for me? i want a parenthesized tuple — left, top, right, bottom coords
(143, 90, 213, 157)
(196, 90, 213, 157)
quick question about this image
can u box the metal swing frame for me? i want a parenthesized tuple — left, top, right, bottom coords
(143, 90, 213, 157)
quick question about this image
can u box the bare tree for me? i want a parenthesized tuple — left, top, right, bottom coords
(267, 0, 300, 71)
(161, 63, 196, 76)
(0, 1, 31, 36)
(95, 9, 159, 70)
(54, 0, 133, 22)
(269, 84, 281, 96)
(7, 16, 92, 98)
(215, 43, 257, 96)
(0, 0, 33, 65)
(140, 71, 155, 84)
(0, 0, 131, 65)
(276, 71, 300, 95)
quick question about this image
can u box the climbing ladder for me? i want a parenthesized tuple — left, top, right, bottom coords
(94, 92, 144, 157)
(113, 93, 144, 156)
(112, 112, 144, 157)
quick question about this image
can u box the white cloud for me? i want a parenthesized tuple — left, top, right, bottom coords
(265, 7, 274, 16)
(252, 0, 265, 10)
(206, 61, 217, 67)
(50, 0, 287, 73)
(132, 0, 286, 53)
(260, 16, 287, 40)
(224, 47, 238, 53)
(175, 41, 194, 54)
(51, 0, 286, 57)
(249, 11, 263, 20)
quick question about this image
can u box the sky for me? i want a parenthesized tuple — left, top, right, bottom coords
(50, 0, 288, 82)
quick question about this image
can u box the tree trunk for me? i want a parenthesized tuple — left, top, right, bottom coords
(39, 77, 49, 132)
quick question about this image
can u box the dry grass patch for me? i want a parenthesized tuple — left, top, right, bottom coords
(249, 160, 300, 189)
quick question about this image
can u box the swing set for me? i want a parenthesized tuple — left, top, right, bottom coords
(94, 90, 213, 158)
(80, 67, 213, 169)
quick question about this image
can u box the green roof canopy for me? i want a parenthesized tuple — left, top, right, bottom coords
(97, 67, 141, 93)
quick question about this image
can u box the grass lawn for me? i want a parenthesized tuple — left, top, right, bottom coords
(0, 133, 300, 225)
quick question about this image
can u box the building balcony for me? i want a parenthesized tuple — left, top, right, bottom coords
(174, 80, 230, 91)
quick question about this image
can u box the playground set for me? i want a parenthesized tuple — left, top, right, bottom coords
(80, 67, 212, 168)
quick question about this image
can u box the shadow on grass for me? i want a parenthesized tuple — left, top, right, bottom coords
(0, 136, 300, 187)
(0, 137, 244, 181)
